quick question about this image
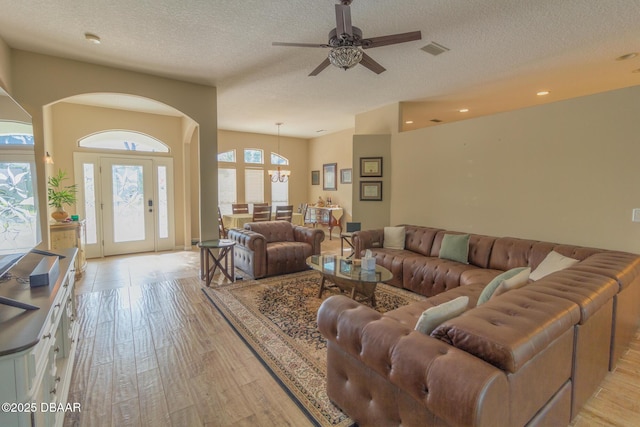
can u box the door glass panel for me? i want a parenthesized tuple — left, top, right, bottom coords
(112, 164, 145, 243)
(82, 163, 97, 244)
(157, 165, 168, 239)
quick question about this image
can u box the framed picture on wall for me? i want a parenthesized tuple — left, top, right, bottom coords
(360, 181, 382, 201)
(323, 163, 337, 190)
(311, 170, 320, 185)
(340, 168, 352, 184)
(360, 157, 383, 177)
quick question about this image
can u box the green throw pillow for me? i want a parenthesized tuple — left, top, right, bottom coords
(415, 296, 469, 335)
(477, 267, 529, 306)
(439, 233, 470, 264)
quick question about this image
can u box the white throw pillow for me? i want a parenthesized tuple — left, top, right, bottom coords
(383, 226, 406, 250)
(491, 267, 532, 299)
(415, 296, 469, 335)
(529, 251, 579, 281)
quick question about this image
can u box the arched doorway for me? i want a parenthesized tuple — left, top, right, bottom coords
(46, 93, 197, 257)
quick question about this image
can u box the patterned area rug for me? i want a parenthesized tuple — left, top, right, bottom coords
(202, 270, 425, 427)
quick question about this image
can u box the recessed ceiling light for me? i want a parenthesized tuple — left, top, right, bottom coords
(616, 52, 637, 61)
(405, 120, 414, 124)
(84, 33, 101, 44)
(459, 108, 469, 113)
(537, 90, 550, 96)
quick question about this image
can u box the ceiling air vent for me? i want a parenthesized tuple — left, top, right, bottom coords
(430, 119, 443, 123)
(421, 42, 450, 56)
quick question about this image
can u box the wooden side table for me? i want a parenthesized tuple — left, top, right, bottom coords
(199, 239, 236, 286)
(340, 232, 355, 258)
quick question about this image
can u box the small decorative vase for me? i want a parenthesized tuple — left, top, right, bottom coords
(51, 207, 69, 222)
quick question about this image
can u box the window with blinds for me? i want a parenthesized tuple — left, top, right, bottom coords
(271, 180, 288, 207)
(218, 168, 237, 214)
(245, 168, 264, 204)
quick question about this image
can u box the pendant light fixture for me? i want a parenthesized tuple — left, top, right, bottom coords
(268, 122, 291, 183)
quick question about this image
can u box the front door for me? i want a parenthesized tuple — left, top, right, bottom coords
(101, 157, 155, 256)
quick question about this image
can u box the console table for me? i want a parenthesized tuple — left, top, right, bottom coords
(50, 220, 87, 279)
(0, 249, 78, 427)
(305, 207, 343, 239)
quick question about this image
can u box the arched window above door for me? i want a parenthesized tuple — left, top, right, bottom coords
(78, 130, 169, 153)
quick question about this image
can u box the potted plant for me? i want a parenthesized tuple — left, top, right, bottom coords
(47, 169, 77, 222)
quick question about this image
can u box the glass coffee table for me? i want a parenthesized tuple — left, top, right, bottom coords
(306, 254, 393, 307)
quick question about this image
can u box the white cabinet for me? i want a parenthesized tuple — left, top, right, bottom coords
(0, 249, 79, 427)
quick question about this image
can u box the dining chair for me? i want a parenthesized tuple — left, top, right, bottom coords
(252, 205, 272, 222)
(217, 207, 227, 239)
(253, 202, 268, 208)
(275, 205, 293, 222)
(232, 203, 249, 214)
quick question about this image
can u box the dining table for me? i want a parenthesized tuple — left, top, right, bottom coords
(223, 212, 304, 230)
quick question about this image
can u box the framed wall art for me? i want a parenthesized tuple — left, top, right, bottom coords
(311, 170, 320, 185)
(340, 168, 352, 184)
(360, 181, 383, 201)
(323, 163, 337, 190)
(360, 157, 383, 177)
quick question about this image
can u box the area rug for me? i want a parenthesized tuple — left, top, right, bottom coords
(202, 270, 425, 427)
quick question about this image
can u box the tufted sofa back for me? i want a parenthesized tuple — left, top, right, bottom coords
(402, 225, 442, 256)
(487, 238, 552, 271)
(488, 238, 604, 272)
(244, 221, 294, 243)
(430, 231, 496, 268)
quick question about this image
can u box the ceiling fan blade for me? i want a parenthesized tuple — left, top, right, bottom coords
(335, 4, 353, 36)
(272, 42, 329, 48)
(309, 58, 331, 76)
(359, 53, 386, 74)
(362, 31, 422, 49)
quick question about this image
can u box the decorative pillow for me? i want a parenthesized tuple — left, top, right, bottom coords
(491, 267, 532, 299)
(477, 267, 529, 305)
(529, 251, 579, 281)
(415, 296, 469, 335)
(383, 226, 406, 250)
(439, 233, 470, 264)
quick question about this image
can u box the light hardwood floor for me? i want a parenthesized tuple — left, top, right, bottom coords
(64, 236, 640, 426)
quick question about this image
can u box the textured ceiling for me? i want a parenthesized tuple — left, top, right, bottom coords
(0, 0, 639, 138)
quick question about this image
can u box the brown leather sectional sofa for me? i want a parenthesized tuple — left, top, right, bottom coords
(317, 225, 640, 426)
(229, 220, 324, 278)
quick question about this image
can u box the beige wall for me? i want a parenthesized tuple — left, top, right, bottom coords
(48, 102, 190, 247)
(354, 103, 400, 135)
(352, 134, 391, 230)
(308, 128, 354, 233)
(388, 85, 640, 253)
(218, 129, 309, 210)
(6, 49, 218, 247)
(0, 38, 10, 90)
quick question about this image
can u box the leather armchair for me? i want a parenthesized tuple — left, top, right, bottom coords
(228, 221, 325, 279)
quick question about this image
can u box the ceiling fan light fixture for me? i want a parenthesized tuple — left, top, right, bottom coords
(328, 46, 363, 70)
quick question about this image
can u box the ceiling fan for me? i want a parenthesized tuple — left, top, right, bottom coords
(272, 0, 422, 76)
